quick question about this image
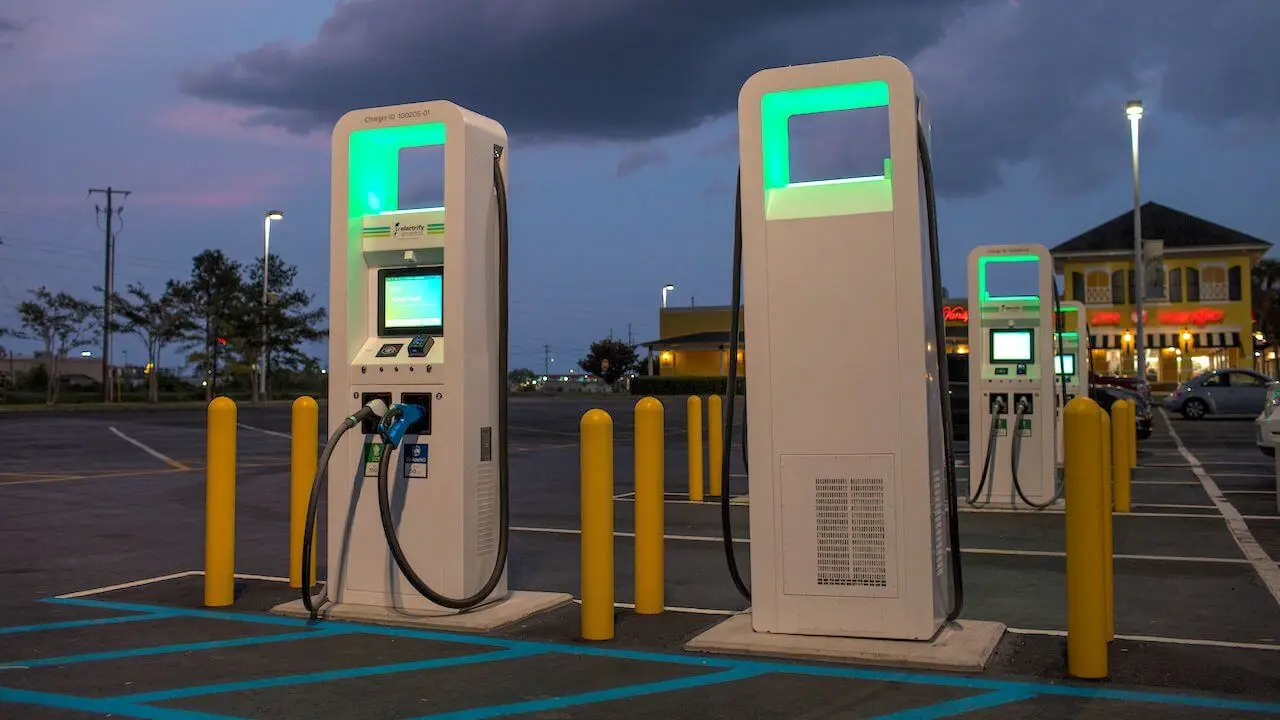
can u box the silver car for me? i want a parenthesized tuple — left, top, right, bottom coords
(1163, 368, 1276, 419)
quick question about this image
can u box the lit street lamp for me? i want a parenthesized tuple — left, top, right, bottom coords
(261, 210, 283, 398)
(1126, 99, 1144, 378)
(662, 283, 675, 309)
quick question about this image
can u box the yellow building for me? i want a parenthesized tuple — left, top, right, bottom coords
(1051, 202, 1271, 385)
(642, 306, 745, 377)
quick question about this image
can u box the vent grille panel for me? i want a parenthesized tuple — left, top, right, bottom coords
(815, 475, 887, 587)
(476, 464, 497, 559)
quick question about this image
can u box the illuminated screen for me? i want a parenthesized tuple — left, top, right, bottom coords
(990, 329, 1034, 363)
(1054, 354, 1076, 376)
(378, 267, 442, 336)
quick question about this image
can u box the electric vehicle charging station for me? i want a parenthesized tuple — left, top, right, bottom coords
(1054, 301, 1089, 461)
(965, 245, 1062, 509)
(697, 55, 972, 648)
(278, 100, 569, 626)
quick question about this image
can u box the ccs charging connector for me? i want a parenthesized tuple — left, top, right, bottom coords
(378, 404, 427, 448)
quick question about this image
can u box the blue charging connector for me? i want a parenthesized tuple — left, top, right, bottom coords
(378, 404, 426, 448)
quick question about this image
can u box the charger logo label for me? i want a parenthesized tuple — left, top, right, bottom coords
(404, 443, 428, 478)
(363, 442, 385, 477)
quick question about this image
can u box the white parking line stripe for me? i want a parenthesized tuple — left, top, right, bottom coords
(108, 426, 190, 471)
(1161, 408, 1280, 609)
(1006, 627, 1280, 651)
(237, 422, 293, 440)
(511, 526, 1269, 564)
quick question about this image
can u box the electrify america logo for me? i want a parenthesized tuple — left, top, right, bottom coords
(392, 222, 426, 238)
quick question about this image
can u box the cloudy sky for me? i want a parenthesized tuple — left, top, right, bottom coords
(2, 0, 1278, 374)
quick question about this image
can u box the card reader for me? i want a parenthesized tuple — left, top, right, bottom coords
(407, 334, 434, 358)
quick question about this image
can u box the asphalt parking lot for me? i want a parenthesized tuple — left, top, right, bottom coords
(2, 395, 1279, 718)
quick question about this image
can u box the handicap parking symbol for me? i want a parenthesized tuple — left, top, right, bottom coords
(404, 443, 429, 478)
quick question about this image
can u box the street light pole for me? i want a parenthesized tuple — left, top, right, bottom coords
(1127, 100, 1144, 379)
(662, 283, 675, 309)
(261, 210, 283, 399)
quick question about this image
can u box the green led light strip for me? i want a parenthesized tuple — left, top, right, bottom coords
(977, 255, 1042, 304)
(348, 122, 446, 219)
(759, 80, 892, 220)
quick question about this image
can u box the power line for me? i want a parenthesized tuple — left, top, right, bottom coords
(89, 186, 131, 402)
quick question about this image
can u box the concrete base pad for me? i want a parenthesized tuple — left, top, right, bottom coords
(685, 613, 1006, 673)
(271, 590, 573, 632)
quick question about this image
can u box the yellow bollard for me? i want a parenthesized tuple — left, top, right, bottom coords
(1112, 399, 1132, 514)
(707, 395, 723, 498)
(290, 396, 319, 589)
(1126, 398, 1137, 470)
(1064, 396, 1108, 679)
(205, 396, 237, 607)
(634, 396, 665, 615)
(1100, 407, 1114, 643)
(687, 396, 704, 502)
(580, 409, 615, 641)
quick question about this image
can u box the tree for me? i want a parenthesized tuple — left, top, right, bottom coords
(169, 250, 244, 400)
(578, 337, 637, 386)
(13, 287, 98, 404)
(1253, 258, 1280, 373)
(111, 282, 197, 403)
(508, 367, 536, 389)
(235, 254, 328, 401)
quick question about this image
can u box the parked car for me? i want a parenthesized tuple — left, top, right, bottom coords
(1163, 368, 1276, 419)
(1253, 382, 1280, 456)
(1090, 371, 1152, 408)
(1091, 384, 1153, 440)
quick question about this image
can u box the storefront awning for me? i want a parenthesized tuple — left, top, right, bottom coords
(1088, 331, 1241, 349)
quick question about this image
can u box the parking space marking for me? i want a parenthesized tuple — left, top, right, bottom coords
(865, 690, 1036, 720)
(1130, 480, 1201, 485)
(115, 647, 544, 704)
(236, 422, 294, 441)
(1161, 408, 1280, 608)
(0, 467, 191, 487)
(108, 426, 191, 471)
(1225, 490, 1275, 495)
(1006, 627, 1280, 651)
(511, 526, 1265, 564)
(1134, 503, 1216, 510)
(407, 666, 769, 720)
(10, 592, 1280, 718)
(569, 598, 738, 616)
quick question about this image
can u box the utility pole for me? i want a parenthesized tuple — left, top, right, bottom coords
(89, 187, 131, 402)
(628, 323, 634, 345)
(543, 344, 551, 376)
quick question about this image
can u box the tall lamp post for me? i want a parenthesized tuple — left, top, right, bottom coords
(662, 283, 675, 308)
(1126, 100, 1144, 378)
(261, 210, 283, 398)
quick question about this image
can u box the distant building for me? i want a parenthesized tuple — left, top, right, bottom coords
(1052, 201, 1270, 383)
(639, 202, 1273, 387)
(640, 306, 744, 378)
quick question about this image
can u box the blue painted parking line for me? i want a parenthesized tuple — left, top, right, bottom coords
(5, 596, 1279, 717)
(0, 686, 239, 720)
(867, 690, 1036, 719)
(114, 647, 545, 703)
(9, 629, 351, 669)
(409, 666, 767, 720)
(0, 611, 174, 635)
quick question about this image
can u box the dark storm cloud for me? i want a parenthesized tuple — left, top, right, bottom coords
(0, 15, 24, 51)
(178, 0, 970, 142)
(181, 0, 1280, 198)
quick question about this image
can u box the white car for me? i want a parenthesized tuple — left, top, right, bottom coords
(1253, 382, 1280, 456)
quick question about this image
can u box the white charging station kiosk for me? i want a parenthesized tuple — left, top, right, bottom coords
(293, 100, 570, 624)
(1054, 301, 1089, 461)
(966, 244, 1060, 508)
(735, 57, 956, 641)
